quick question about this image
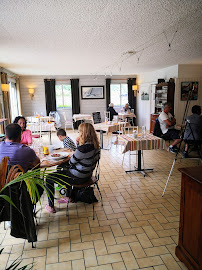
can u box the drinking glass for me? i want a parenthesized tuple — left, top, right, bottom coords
(142, 126, 146, 137)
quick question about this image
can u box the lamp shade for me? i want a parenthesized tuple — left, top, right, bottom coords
(28, 88, 35, 94)
(132, 85, 138, 91)
(1, 84, 9, 92)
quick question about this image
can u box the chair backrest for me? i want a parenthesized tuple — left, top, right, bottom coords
(92, 112, 101, 124)
(49, 111, 61, 128)
(121, 126, 138, 135)
(153, 118, 162, 137)
(63, 111, 67, 122)
(104, 111, 110, 121)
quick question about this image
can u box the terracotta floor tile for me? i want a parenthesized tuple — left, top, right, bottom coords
(129, 242, 146, 259)
(84, 249, 97, 267)
(136, 233, 153, 248)
(46, 261, 71, 270)
(94, 240, 107, 256)
(160, 254, 181, 270)
(59, 251, 83, 262)
(97, 253, 122, 265)
(72, 258, 85, 270)
(107, 243, 130, 254)
(112, 261, 126, 270)
(121, 250, 139, 269)
(145, 246, 169, 256)
(137, 256, 163, 268)
(87, 264, 113, 270)
(46, 246, 58, 264)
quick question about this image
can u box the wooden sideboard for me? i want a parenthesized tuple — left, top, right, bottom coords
(176, 167, 202, 270)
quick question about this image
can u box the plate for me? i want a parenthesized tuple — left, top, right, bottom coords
(48, 152, 69, 160)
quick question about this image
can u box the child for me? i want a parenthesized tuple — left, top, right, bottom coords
(57, 129, 76, 151)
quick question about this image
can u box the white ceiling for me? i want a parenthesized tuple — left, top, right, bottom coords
(0, 0, 202, 76)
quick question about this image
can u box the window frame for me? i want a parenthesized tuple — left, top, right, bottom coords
(55, 83, 72, 110)
(110, 83, 128, 110)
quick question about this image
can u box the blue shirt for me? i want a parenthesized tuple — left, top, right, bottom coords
(0, 141, 37, 172)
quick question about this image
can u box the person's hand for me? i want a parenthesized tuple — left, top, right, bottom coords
(76, 136, 80, 144)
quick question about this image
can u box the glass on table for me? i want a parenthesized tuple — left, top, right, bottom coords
(142, 126, 146, 137)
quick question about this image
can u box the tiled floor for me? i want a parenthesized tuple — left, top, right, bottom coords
(1, 131, 201, 270)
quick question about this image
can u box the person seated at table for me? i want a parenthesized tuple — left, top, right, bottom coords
(123, 103, 131, 113)
(107, 103, 118, 121)
(183, 105, 202, 158)
(0, 124, 40, 172)
(13, 116, 32, 145)
(45, 123, 100, 213)
(57, 128, 76, 151)
(158, 103, 182, 153)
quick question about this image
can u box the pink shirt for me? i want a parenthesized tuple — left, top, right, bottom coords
(21, 130, 32, 145)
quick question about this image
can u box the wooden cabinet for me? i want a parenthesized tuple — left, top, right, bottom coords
(176, 167, 202, 270)
(150, 113, 159, 133)
(155, 80, 175, 116)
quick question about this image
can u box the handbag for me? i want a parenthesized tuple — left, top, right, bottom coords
(73, 187, 98, 204)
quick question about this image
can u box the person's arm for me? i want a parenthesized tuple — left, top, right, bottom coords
(28, 151, 40, 169)
(26, 130, 32, 145)
(164, 118, 176, 127)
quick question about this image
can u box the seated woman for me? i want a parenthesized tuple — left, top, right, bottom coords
(13, 116, 32, 145)
(45, 123, 100, 213)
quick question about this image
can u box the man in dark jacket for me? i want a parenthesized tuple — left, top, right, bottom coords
(107, 103, 118, 121)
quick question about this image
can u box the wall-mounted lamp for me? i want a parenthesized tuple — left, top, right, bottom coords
(132, 85, 139, 94)
(28, 88, 35, 99)
(1, 84, 9, 92)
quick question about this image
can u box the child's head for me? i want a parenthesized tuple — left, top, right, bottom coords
(57, 129, 66, 141)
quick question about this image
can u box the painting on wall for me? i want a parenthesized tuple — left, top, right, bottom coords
(81, 86, 104, 99)
(181, 82, 198, 101)
(141, 90, 149, 100)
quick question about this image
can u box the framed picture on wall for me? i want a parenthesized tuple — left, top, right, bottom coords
(181, 82, 198, 101)
(81, 86, 104, 99)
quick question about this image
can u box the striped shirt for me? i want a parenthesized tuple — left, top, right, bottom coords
(63, 136, 76, 151)
(69, 143, 100, 179)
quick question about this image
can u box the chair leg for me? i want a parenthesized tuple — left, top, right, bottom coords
(95, 182, 103, 207)
(122, 153, 125, 166)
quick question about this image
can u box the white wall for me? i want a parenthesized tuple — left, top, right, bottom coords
(175, 64, 202, 124)
(19, 75, 136, 128)
(136, 65, 178, 130)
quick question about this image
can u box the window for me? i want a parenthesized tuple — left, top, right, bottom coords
(9, 83, 19, 121)
(55, 84, 72, 109)
(110, 84, 128, 109)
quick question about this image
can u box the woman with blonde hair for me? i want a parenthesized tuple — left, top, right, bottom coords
(45, 123, 100, 213)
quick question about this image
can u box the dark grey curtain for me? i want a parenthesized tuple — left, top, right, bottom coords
(127, 78, 136, 113)
(44, 79, 56, 116)
(71, 79, 80, 128)
(1, 72, 8, 84)
(106, 78, 111, 109)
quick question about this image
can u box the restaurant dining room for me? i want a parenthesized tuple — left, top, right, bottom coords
(0, 1, 202, 270)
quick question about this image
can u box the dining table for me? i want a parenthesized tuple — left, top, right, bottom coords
(38, 148, 73, 168)
(115, 133, 165, 176)
(94, 121, 130, 149)
(72, 114, 94, 123)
